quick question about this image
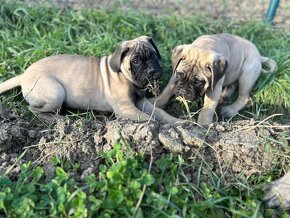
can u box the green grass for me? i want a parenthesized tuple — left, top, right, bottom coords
(0, 1, 290, 217)
(0, 0, 289, 119)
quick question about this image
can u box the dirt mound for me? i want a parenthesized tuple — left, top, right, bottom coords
(0, 106, 289, 182)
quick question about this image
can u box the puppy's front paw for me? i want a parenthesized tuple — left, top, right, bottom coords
(219, 106, 236, 119)
(197, 109, 214, 126)
(262, 172, 290, 209)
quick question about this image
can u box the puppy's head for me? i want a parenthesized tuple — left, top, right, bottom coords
(109, 36, 162, 88)
(172, 45, 227, 101)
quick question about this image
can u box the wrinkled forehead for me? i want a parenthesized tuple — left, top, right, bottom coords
(129, 41, 156, 58)
(183, 46, 215, 65)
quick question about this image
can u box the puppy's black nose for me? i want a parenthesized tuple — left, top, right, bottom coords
(147, 69, 156, 76)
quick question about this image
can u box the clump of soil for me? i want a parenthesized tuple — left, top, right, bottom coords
(0, 106, 289, 183)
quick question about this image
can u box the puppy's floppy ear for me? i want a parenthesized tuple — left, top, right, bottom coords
(172, 45, 186, 74)
(208, 56, 228, 90)
(146, 36, 161, 60)
(109, 41, 130, 72)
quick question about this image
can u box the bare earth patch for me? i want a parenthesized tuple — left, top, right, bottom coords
(1, 106, 289, 184)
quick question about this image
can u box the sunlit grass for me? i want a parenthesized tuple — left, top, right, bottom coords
(0, 1, 289, 217)
(0, 0, 289, 119)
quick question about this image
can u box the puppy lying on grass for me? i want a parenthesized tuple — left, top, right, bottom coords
(0, 36, 179, 124)
(151, 33, 277, 125)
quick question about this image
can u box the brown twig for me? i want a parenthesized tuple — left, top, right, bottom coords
(147, 80, 160, 97)
(233, 113, 285, 132)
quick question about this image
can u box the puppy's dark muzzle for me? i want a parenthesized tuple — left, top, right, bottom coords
(175, 87, 197, 101)
(147, 69, 162, 81)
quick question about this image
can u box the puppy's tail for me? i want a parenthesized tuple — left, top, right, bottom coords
(261, 56, 277, 74)
(0, 75, 22, 94)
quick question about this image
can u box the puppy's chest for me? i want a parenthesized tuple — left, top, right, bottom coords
(132, 88, 146, 102)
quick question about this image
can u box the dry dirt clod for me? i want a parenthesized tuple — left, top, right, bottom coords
(103, 119, 162, 155)
(216, 124, 225, 132)
(175, 124, 206, 147)
(158, 127, 184, 153)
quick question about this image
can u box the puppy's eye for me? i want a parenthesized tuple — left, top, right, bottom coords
(177, 72, 185, 78)
(132, 58, 140, 65)
(206, 65, 212, 71)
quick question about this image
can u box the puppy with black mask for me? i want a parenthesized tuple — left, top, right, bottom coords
(0, 36, 180, 124)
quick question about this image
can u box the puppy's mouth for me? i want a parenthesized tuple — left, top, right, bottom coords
(175, 92, 197, 101)
(175, 87, 199, 101)
(152, 71, 162, 81)
(136, 70, 162, 89)
(175, 78, 205, 101)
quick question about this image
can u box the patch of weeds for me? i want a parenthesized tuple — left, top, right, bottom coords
(86, 142, 155, 217)
(2, 143, 289, 217)
(0, 162, 87, 217)
(50, 156, 81, 173)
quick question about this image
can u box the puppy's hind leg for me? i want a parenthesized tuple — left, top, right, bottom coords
(220, 59, 261, 119)
(28, 104, 63, 124)
(22, 77, 66, 123)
